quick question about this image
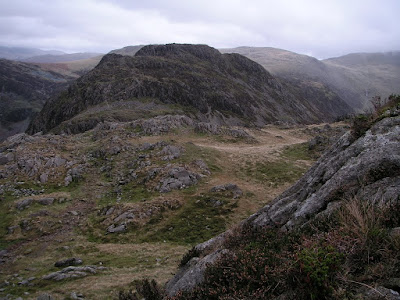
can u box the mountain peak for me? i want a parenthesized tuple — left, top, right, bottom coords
(135, 43, 221, 61)
(28, 43, 339, 135)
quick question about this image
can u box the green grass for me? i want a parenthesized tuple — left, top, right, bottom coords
(42, 179, 82, 194)
(179, 142, 222, 173)
(0, 191, 21, 249)
(71, 244, 159, 269)
(99, 184, 155, 206)
(142, 194, 237, 245)
(241, 160, 306, 186)
(281, 143, 315, 160)
(238, 142, 316, 186)
(0, 180, 83, 251)
(86, 190, 236, 246)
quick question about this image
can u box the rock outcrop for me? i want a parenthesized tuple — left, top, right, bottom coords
(42, 265, 106, 281)
(165, 114, 400, 296)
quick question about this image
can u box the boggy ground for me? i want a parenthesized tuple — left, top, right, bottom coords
(0, 120, 346, 299)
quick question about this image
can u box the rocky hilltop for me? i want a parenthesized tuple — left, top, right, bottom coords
(0, 59, 72, 141)
(27, 44, 350, 135)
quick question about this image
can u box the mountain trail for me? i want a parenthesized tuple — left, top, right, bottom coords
(194, 126, 311, 161)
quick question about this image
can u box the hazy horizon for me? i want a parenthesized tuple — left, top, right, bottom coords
(1, 0, 399, 59)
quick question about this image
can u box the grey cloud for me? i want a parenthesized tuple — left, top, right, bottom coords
(0, 0, 398, 58)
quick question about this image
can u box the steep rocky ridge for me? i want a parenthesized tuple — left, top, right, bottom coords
(27, 44, 349, 135)
(165, 109, 400, 297)
(0, 58, 73, 141)
(220, 47, 400, 111)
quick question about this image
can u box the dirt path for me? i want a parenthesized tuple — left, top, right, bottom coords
(194, 126, 311, 162)
(182, 126, 315, 222)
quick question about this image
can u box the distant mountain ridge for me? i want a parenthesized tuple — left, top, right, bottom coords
(0, 46, 65, 60)
(220, 47, 400, 111)
(27, 44, 350, 135)
(324, 51, 400, 67)
(0, 45, 103, 65)
(21, 52, 102, 63)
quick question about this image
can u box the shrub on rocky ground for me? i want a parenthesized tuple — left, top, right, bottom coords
(351, 94, 400, 138)
(168, 195, 400, 300)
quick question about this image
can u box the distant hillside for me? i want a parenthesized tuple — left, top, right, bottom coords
(0, 46, 65, 60)
(22, 52, 103, 63)
(220, 47, 400, 111)
(323, 52, 400, 105)
(32, 55, 104, 78)
(324, 51, 400, 67)
(0, 59, 73, 141)
(27, 44, 350, 135)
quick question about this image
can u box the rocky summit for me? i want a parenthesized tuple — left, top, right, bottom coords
(27, 44, 349, 135)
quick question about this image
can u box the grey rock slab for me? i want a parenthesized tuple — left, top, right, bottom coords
(64, 175, 73, 186)
(70, 292, 85, 300)
(18, 277, 35, 286)
(192, 159, 210, 174)
(107, 224, 127, 233)
(54, 257, 83, 268)
(36, 293, 54, 300)
(114, 211, 135, 223)
(54, 156, 66, 167)
(0, 155, 8, 165)
(364, 286, 400, 300)
(166, 249, 230, 296)
(210, 183, 243, 198)
(7, 225, 19, 234)
(39, 173, 48, 184)
(158, 166, 200, 193)
(42, 266, 105, 281)
(159, 145, 182, 161)
(37, 198, 55, 205)
(15, 198, 34, 210)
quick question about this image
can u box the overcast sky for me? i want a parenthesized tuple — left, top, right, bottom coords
(0, 0, 399, 58)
